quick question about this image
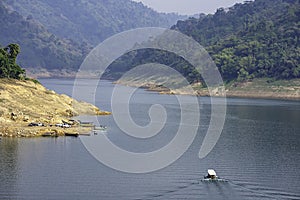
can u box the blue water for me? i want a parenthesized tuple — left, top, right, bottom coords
(0, 79, 299, 199)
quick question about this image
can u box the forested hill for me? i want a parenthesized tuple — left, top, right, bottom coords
(172, 0, 300, 81)
(4, 0, 185, 45)
(1, 0, 299, 81)
(0, 2, 87, 71)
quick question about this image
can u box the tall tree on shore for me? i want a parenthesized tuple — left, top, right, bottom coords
(0, 43, 25, 79)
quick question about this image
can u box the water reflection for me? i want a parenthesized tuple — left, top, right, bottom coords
(0, 138, 19, 197)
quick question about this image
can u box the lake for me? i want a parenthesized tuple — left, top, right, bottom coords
(0, 78, 299, 199)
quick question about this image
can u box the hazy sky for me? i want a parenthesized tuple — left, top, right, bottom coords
(132, 0, 245, 15)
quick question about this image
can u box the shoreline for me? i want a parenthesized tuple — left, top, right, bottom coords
(114, 78, 300, 101)
(0, 123, 92, 138)
(27, 69, 299, 101)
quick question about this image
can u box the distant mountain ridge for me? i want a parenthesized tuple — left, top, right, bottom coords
(0, 2, 86, 71)
(1, 0, 185, 71)
(4, 0, 186, 45)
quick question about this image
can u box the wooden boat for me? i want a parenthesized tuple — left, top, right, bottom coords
(42, 132, 58, 137)
(79, 121, 94, 127)
(64, 132, 79, 137)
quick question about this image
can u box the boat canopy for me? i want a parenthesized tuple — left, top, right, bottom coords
(208, 169, 217, 176)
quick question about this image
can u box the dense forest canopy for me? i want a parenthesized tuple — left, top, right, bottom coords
(0, 43, 25, 79)
(105, 0, 300, 83)
(172, 0, 300, 81)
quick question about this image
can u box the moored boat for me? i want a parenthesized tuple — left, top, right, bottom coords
(94, 125, 107, 131)
(64, 132, 79, 137)
(42, 132, 58, 137)
(78, 121, 94, 127)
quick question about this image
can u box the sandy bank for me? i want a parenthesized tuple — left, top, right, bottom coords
(0, 79, 111, 137)
(114, 78, 300, 100)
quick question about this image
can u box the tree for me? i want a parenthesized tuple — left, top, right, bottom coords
(4, 44, 20, 60)
(0, 43, 25, 79)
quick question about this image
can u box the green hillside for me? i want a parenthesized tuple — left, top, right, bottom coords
(0, 2, 86, 71)
(172, 0, 300, 81)
(4, 0, 185, 45)
(106, 0, 300, 83)
(1, 0, 185, 72)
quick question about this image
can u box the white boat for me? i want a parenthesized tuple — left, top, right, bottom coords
(201, 169, 227, 182)
(94, 125, 107, 131)
(93, 129, 108, 135)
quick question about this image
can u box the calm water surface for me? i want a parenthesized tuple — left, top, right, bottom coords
(0, 79, 299, 200)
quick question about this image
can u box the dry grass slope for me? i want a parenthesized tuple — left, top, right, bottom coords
(0, 79, 110, 137)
